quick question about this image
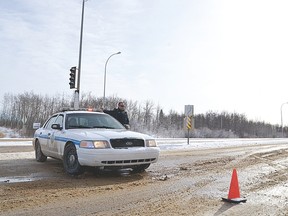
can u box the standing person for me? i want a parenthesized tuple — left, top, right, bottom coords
(104, 102, 130, 129)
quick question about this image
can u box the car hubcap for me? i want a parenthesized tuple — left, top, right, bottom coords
(69, 154, 76, 165)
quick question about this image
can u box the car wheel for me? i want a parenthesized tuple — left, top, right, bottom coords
(63, 143, 84, 175)
(35, 140, 47, 162)
(132, 164, 150, 173)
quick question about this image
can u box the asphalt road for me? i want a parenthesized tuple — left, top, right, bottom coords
(1, 139, 288, 215)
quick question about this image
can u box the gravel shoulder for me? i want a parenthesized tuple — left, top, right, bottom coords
(1, 143, 288, 216)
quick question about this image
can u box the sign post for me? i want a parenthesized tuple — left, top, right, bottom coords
(186, 116, 192, 144)
(184, 105, 194, 145)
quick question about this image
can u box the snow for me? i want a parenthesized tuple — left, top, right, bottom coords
(0, 139, 33, 146)
(0, 138, 287, 149)
(0, 151, 34, 160)
(1, 127, 287, 151)
(0, 127, 21, 138)
(0, 137, 288, 165)
(156, 138, 288, 151)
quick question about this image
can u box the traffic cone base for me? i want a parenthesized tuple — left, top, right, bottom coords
(222, 169, 247, 204)
(222, 197, 247, 204)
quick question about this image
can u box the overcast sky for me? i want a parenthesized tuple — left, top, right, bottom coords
(1, 0, 288, 125)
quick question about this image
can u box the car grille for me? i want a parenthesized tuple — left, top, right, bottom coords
(110, 138, 145, 148)
(101, 158, 156, 165)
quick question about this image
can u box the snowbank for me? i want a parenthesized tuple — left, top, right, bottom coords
(0, 138, 287, 149)
(156, 138, 288, 151)
(0, 127, 21, 138)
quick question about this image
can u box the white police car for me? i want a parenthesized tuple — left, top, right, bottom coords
(33, 109, 160, 175)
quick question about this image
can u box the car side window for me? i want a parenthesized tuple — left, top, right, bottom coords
(55, 115, 64, 128)
(44, 115, 58, 129)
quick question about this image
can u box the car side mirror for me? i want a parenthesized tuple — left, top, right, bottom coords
(51, 124, 62, 130)
(124, 124, 130, 130)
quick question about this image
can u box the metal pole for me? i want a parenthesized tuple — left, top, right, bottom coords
(74, 0, 86, 109)
(281, 104, 283, 137)
(103, 51, 121, 108)
(281, 102, 288, 137)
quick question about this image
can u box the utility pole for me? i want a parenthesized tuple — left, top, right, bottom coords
(281, 102, 288, 137)
(74, 0, 87, 109)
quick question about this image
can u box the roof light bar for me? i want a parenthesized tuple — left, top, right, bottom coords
(60, 107, 102, 112)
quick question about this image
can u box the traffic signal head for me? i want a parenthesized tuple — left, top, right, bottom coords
(69, 67, 77, 89)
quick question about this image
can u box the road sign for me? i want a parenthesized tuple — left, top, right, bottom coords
(184, 105, 194, 145)
(33, 123, 41, 129)
(185, 105, 194, 116)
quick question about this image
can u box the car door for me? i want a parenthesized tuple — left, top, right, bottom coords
(39, 115, 58, 155)
(48, 114, 64, 158)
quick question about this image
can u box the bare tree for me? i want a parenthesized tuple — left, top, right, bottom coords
(0, 92, 282, 138)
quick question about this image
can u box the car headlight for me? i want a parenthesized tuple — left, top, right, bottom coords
(80, 140, 110, 149)
(146, 139, 157, 147)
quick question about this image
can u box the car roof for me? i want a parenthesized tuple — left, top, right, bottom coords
(64, 111, 105, 115)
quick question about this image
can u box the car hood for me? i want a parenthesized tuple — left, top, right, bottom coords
(69, 129, 153, 140)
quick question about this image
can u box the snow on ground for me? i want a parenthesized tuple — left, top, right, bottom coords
(156, 138, 288, 150)
(0, 151, 34, 160)
(0, 127, 21, 138)
(0, 137, 288, 162)
(1, 127, 287, 150)
(0, 139, 33, 146)
(0, 138, 287, 149)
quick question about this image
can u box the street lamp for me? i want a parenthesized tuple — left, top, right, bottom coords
(281, 102, 288, 137)
(103, 51, 121, 108)
(74, 0, 88, 109)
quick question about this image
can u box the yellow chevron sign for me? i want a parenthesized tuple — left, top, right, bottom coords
(186, 116, 192, 129)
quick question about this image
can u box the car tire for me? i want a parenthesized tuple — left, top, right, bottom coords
(63, 143, 84, 175)
(35, 140, 47, 162)
(132, 164, 150, 173)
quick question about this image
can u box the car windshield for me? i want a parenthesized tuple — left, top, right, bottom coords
(65, 113, 125, 130)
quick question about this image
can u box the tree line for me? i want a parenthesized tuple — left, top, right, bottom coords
(0, 92, 285, 138)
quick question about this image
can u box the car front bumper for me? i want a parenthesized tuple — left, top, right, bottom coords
(77, 147, 160, 167)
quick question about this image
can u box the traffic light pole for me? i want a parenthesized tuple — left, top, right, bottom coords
(74, 0, 86, 109)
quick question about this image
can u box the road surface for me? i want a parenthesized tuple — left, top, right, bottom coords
(1, 139, 288, 215)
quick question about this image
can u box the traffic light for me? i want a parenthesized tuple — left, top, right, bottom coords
(69, 67, 77, 89)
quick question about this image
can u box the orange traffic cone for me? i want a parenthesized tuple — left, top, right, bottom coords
(222, 169, 247, 203)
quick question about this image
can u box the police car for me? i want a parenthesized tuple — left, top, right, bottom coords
(33, 109, 160, 175)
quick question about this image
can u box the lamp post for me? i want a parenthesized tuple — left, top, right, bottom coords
(281, 102, 288, 137)
(74, 0, 88, 109)
(103, 51, 121, 108)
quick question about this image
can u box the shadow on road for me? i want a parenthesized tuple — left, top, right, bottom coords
(214, 201, 238, 216)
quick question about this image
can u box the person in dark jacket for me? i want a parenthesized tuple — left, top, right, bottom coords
(104, 102, 130, 128)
